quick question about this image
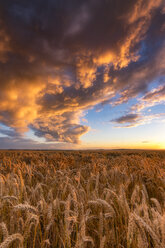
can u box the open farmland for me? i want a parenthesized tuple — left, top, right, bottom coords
(0, 150, 165, 248)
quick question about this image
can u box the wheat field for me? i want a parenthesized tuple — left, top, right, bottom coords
(0, 150, 165, 248)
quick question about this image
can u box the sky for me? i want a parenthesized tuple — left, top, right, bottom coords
(0, 0, 165, 149)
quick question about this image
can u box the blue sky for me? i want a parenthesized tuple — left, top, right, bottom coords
(79, 100, 165, 149)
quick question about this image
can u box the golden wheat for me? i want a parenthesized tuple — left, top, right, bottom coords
(0, 150, 164, 247)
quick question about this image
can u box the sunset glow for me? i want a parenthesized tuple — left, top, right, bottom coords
(0, 0, 165, 149)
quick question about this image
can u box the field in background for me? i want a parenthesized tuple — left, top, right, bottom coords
(0, 150, 165, 247)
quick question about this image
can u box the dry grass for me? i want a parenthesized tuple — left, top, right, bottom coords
(0, 150, 165, 247)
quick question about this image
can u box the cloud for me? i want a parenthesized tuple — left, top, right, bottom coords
(30, 112, 89, 144)
(111, 113, 141, 127)
(144, 85, 165, 100)
(0, 0, 164, 145)
(0, 127, 20, 138)
(142, 141, 149, 143)
(112, 113, 140, 124)
(131, 83, 165, 112)
(111, 113, 165, 128)
(0, 136, 77, 149)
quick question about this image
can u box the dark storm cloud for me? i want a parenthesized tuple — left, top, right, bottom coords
(0, 0, 164, 144)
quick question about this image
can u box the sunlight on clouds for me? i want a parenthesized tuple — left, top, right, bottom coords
(94, 51, 114, 65)
(128, 0, 163, 24)
(76, 53, 97, 88)
(0, 0, 164, 147)
(0, 81, 45, 132)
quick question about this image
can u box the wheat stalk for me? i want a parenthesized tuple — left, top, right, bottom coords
(0, 233, 23, 248)
(13, 203, 38, 214)
(0, 223, 8, 240)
